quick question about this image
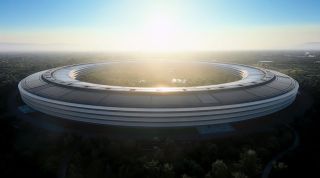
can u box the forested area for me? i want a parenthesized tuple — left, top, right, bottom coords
(0, 51, 320, 178)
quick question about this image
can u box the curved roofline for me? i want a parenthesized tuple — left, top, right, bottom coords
(41, 60, 275, 93)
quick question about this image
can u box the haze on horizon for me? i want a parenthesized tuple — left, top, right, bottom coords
(1, 0, 320, 52)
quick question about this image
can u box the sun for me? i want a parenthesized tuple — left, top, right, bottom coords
(139, 11, 181, 52)
(95, 3, 199, 52)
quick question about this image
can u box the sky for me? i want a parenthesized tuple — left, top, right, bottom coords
(1, 0, 320, 51)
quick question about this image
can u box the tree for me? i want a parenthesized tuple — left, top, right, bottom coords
(232, 172, 248, 178)
(236, 149, 261, 177)
(206, 160, 231, 178)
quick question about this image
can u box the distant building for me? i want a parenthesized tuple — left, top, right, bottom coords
(258, 60, 273, 68)
(305, 51, 316, 58)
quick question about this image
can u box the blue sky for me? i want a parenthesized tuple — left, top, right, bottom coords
(1, 0, 320, 51)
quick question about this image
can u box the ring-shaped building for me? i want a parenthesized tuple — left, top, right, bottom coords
(18, 61, 299, 127)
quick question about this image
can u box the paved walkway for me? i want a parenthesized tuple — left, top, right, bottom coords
(261, 91, 313, 178)
(261, 124, 300, 178)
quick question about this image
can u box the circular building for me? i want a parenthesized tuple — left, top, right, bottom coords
(18, 61, 299, 127)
